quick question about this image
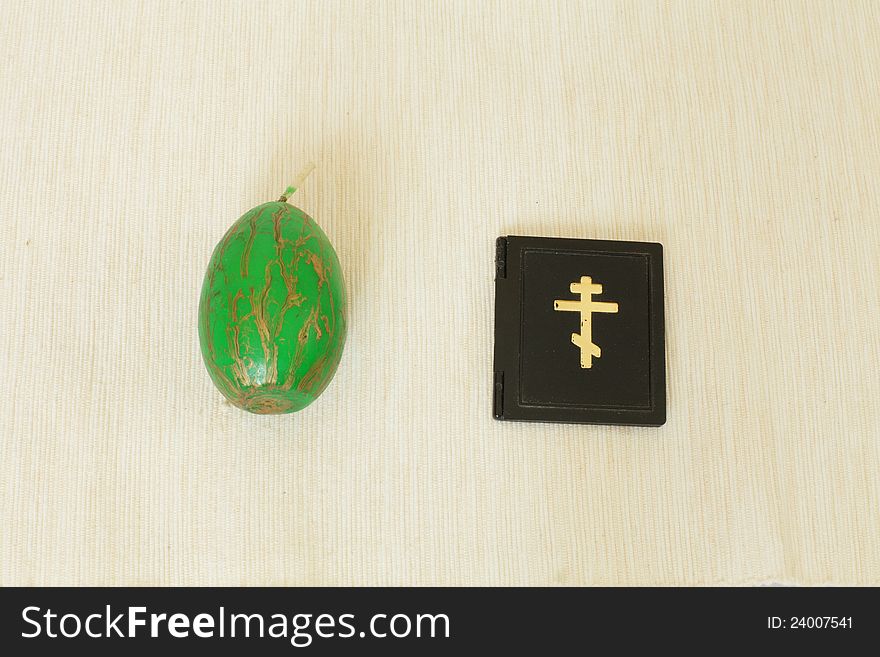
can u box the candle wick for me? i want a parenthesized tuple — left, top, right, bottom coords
(279, 162, 316, 202)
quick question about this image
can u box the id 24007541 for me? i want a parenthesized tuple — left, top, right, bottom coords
(768, 617, 852, 630)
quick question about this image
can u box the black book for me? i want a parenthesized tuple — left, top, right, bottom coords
(493, 235, 666, 426)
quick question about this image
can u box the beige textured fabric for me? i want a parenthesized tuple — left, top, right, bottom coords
(1, 0, 879, 586)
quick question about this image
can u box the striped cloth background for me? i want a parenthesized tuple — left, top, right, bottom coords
(1, 0, 878, 585)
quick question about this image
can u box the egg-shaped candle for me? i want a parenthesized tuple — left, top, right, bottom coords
(198, 166, 346, 414)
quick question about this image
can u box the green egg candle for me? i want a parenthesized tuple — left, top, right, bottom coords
(198, 165, 347, 414)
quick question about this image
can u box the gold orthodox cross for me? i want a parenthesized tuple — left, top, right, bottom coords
(553, 276, 619, 368)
